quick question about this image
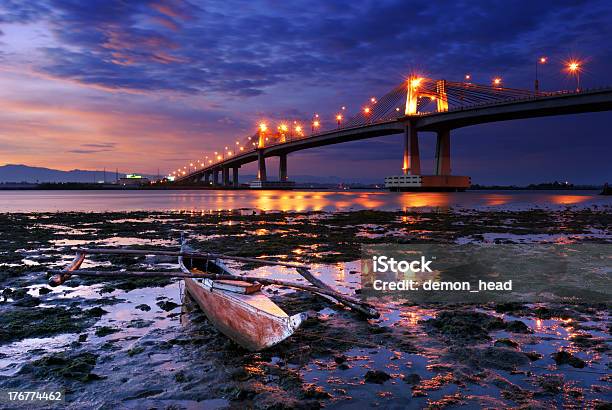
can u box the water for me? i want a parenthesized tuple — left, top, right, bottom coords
(0, 189, 609, 212)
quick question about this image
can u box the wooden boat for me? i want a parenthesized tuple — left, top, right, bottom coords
(178, 242, 307, 351)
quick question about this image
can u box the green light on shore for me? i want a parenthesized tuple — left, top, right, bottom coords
(125, 174, 143, 179)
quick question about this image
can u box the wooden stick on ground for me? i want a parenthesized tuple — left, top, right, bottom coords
(295, 267, 373, 317)
(48, 252, 86, 287)
(46, 269, 380, 318)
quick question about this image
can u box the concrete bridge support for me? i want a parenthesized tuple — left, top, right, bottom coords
(435, 129, 451, 175)
(204, 171, 211, 185)
(213, 169, 220, 186)
(279, 154, 288, 182)
(257, 150, 267, 181)
(403, 123, 421, 175)
(222, 167, 230, 186)
(232, 166, 239, 187)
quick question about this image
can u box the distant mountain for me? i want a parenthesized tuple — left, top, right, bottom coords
(0, 164, 157, 183)
(0, 164, 381, 184)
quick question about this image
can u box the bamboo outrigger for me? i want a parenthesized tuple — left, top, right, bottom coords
(47, 239, 380, 351)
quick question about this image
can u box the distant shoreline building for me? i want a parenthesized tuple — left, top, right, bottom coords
(118, 174, 149, 186)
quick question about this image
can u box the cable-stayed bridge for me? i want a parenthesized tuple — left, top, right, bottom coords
(172, 77, 612, 190)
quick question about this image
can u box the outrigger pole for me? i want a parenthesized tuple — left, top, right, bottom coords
(47, 249, 380, 319)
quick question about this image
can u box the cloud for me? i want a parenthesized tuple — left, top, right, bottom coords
(1, 0, 611, 182)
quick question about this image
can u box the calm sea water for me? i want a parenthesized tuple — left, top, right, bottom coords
(0, 189, 609, 212)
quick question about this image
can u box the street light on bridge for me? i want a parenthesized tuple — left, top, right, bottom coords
(312, 119, 320, 133)
(336, 114, 343, 128)
(565, 59, 582, 92)
(493, 77, 502, 88)
(464, 74, 471, 82)
(535, 56, 547, 92)
(363, 106, 371, 123)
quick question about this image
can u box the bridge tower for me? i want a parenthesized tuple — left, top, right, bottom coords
(405, 76, 449, 115)
(388, 76, 468, 192)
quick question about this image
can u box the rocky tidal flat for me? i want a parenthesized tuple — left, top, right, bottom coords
(0, 208, 610, 409)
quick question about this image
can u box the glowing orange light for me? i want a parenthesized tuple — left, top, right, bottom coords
(259, 122, 267, 132)
(364, 107, 371, 114)
(493, 77, 502, 86)
(336, 114, 343, 121)
(567, 61, 580, 72)
(279, 123, 288, 132)
(465, 74, 471, 80)
(295, 125, 302, 133)
(313, 120, 320, 127)
(410, 77, 423, 87)
(217, 155, 222, 160)
(240, 147, 244, 151)
(539, 56, 547, 64)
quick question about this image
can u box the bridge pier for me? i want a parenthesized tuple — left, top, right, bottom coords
(435, 129, 451, 175)
(257, 151, 267, 182)
(403, 123, 420, 175)
(204, 171, 211, 185)
(222, 167, 230, 186)
(213, 169, 220, 186)
(279, 154, 287, 182)
(232, 166, 239, 186)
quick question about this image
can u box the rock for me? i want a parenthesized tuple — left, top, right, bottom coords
(14, 295, 41, 307)
(426, 310, 505, 341)
(494, 338, 519, 349)
(364, 370, 391, 384)
(156, 300, 180, 311)
(302, 383, 332, 399)
(494, 302, 524, 313)
(85, 307, 108, 317)
(552, 351, 586, 368)
(451, 346, 529, 371)
(505, 320, 531, 333)
(95, 326, 120, 337)
(38, 287, 52, 295)
(127, 346, 145, 356)
(538, 374, 563, 394)
(135, 303, 151, 311)
(333, 354, 347, 364)
(24, 352, 100, 383)
(78, 334, 88, 343)
(402, 373, 422, 384)
(524, 351, 543, 361)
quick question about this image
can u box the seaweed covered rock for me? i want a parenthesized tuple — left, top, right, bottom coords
(20, 352, 101, 382)
(425, 310, 505, 341)
(552, 351, 586, 368)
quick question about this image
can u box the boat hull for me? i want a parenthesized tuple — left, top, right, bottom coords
(184, 277, 303, 351)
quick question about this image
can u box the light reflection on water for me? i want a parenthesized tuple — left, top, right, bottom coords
(0, 189, 608, 212)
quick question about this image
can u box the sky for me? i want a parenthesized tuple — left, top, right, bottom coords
(0, 0, 611, 184)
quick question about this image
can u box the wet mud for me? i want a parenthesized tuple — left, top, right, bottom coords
(0, 207, 610, 409)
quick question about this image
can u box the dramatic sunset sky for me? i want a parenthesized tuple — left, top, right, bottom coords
(0, 0, 611, 184)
